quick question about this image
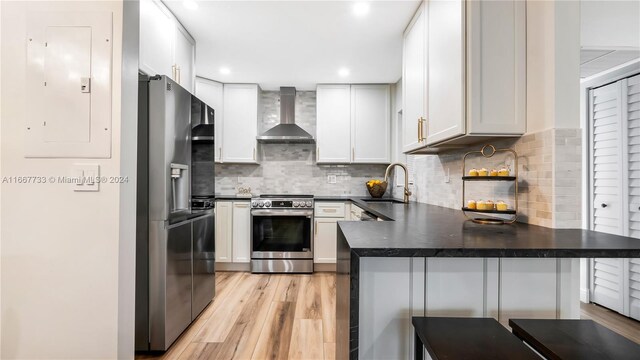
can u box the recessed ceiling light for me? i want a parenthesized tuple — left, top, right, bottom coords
(353, 2, 370, 17)
(219, 67, 231, 75)
(338, 68, 350, 77)
(183, 0, 198, 10)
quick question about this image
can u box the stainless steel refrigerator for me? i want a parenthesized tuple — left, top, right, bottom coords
(135, 75, 215, 351)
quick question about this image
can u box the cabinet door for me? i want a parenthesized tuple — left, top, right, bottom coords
(351, 85, 391, 163)
(426, 0, 466, 145)
(591, 258, 625, 314)
(214, 201, 233, 263)
(466, 0, 526, 135)
(232, 201, 251, 263)
(174, 25, 195, 93)
(402, 4, 427, 153)
(222, 84, 258, 163)
(195, 77, 224, 162)
(139, 0, 174, 78)
(316, 85, 351, 163)
(314, 218, 339, 263)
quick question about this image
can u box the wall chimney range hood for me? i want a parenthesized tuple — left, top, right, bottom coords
(256, 87, 315, 143)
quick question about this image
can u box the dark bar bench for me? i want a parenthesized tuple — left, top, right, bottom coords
(412, 317, 540, 360)
(509, 319, 640, 360)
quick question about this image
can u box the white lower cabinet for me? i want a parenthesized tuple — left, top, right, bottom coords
(314, 218, 339, 263)
(358, 258, 579, 360)
(214, 201, 251, 265)
(314, 202, 348, 264)
(214, 201, 233, 262)
(231, 202, 251, 263)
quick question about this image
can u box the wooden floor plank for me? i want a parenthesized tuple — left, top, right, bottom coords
(274, 274, 301, 302)
(319, 273, 336, 343)
(194, 273, 262, 343)
(581, 302, 640, 344)
(251, 301, 296, 360)
(323, 343, 336, 360)
(288, 319, 324, 360)
(214, 275, 280, 359)
(295, 275, 323, 319)
(177, 343, 222, 360)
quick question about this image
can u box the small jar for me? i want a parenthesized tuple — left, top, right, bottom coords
(496, 201, 509, 211)
(478, 168, 488, 176)
(468, 168, 479, 176)
(498, 168, 510, 176)
(476, 200, 486, 210)
(490, 169, 499, 176)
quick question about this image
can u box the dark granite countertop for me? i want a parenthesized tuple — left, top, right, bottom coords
(338, 201, 640, 258)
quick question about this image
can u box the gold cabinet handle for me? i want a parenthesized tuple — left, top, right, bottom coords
(172, 64, 177, 80)
(420, 117, 427, 142)
(417, 117, 422, 143)
(315, 221, 318, 235)
(253, 147, 256, 161)
(176, 66, 181, 84)
(352, 148, 355, 161)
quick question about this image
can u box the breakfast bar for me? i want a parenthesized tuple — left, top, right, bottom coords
(336, 200, 640, 360)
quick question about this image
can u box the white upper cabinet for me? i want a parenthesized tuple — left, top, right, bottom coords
(140, 0, 174, 78)
(351, 85, 391, 163)
(139, 0, 195, 92)
(317, 85, 352, 163)
(402, 0, 526, 152)
(316, 84, 391, 164)
(425, 0, 465, 145)
(173, 26, 195, 93)
(402, 4, 427, 153)
(195, 77, 224, 162)
(222, 84, 259, 163)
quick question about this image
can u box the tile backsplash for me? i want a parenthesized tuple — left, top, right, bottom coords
(393, 128, 582, 228)
(214, 90, 387, 196)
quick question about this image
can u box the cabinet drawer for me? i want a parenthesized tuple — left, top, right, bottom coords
(314, 202, 346, 218)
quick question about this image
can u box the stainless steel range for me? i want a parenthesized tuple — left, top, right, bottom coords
(250, 195, 314, 273)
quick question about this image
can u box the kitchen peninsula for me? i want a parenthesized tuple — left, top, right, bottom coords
(336, 200, 640, 360)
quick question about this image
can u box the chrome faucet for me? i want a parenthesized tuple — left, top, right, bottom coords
(384, 162, 412, 203)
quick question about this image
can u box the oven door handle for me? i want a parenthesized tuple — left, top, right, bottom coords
(251, 209, 314, 217)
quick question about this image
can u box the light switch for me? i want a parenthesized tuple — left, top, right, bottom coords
(72, 163, 100, 192)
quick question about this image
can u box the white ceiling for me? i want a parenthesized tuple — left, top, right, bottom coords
(580, 49, 640, 78)
(164, 0, 421, 90)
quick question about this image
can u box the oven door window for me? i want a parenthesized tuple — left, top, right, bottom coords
(252, 215, 311, 252)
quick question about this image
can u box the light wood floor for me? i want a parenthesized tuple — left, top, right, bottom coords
(137, 272, 336, 360)
(136, 272, 640, 360)
(581, 302, 640, 344)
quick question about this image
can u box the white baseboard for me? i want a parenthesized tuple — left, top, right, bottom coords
(580, 288, 590, 303)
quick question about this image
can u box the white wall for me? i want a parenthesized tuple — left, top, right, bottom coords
(581, 0, 640, 49)
(1, 1, 126, 359)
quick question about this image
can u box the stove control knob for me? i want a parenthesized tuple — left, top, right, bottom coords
(306, 201, 312, 207)
(251, 201, 257, 207)
(265, 201, 272, 208)
(293, 201, 299, 207)
(258, 201, 264, 207)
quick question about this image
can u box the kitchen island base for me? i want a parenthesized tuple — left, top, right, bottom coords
(337, 254, 579, 360)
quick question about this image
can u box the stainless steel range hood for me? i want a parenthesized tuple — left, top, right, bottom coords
(257, 87, 315, 143)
